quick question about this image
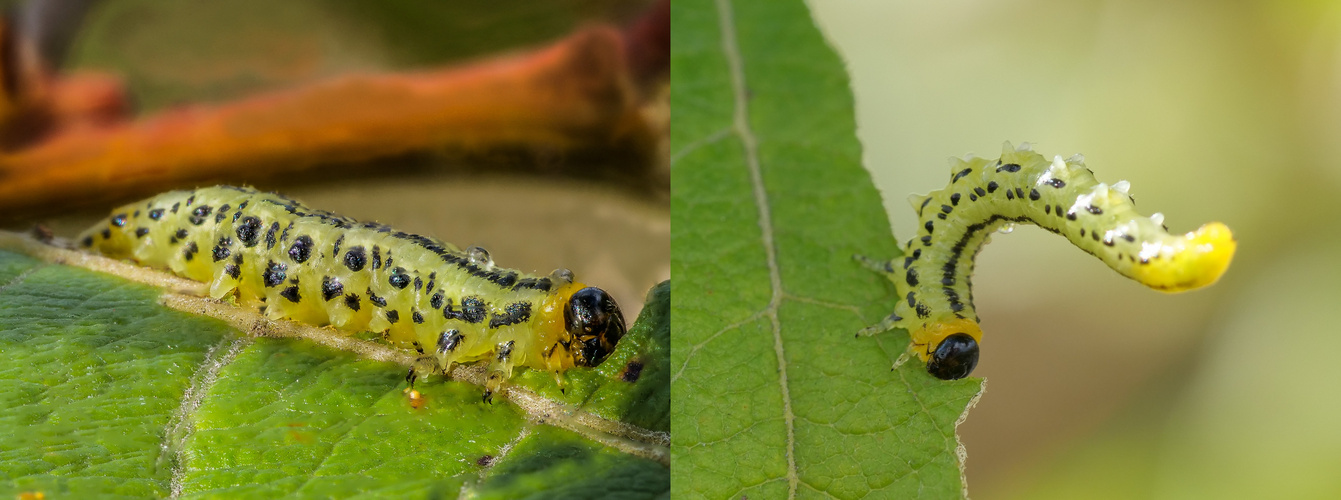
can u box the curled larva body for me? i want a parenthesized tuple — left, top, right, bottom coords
(861, 142, 1235, 380)
(78, 186, 625, 396)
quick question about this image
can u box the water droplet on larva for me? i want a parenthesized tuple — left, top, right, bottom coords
(467, 246, 493, 268)
(997, 223, 1016, 234)
(550, 268, 575, 284)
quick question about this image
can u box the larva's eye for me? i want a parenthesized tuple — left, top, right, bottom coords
(927, 333, 979, 380)
(565, 287, 626, 367)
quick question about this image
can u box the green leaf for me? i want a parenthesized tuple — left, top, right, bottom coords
(670, 1, 984, 498)
(0, 249, 668, 499)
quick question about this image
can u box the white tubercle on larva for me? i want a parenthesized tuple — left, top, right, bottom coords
(1067, 153, 1086, 165)
(1112, 180, 1131, 195)
(1150, 212, 1166, 226)
(1050, 155, 1067, 171)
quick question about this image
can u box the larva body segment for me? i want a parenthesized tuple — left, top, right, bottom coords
(864, 142, 1235, 380)
(79, 186, 625, 395)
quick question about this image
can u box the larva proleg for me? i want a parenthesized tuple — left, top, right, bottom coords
(78, 186, 627, 395)
(862, 142, 1236, 380)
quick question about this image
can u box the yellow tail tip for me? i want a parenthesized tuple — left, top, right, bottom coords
(1138, 221, 1236, 293)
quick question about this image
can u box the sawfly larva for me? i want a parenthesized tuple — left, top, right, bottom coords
(79, 186, 626, 400)
(859, 142, 1235, 380)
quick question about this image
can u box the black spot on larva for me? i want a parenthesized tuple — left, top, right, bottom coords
(496, 340, 514, 361)
(1103, 236, 1115, 246)
(1044, 205, 1051, 215)
(974, 187, 987, 197)
(919, 197, 932, 214)
(462, 296, 487, 324)
(1006, 189, 1015, 200)
(183, 242, 198, 261)
(212, 237, 232, 262)
(950, 193, 961, 206)
(1046, 178, 1066, 188)
(385, 310, 400, 324)
(1066, 211, 1077, 221)
(148, 208, 165, 220)
(110, 214, 127, 227)
(332, 234, 344, 257)
(905, 268, 919, 286)
(170, 202, 180, 214)
(263, 261, 287, 287)
(1122, 234, 1136, 243)
(133, 209, 140, 217)
(264, 222, 280, 249)
(215, 204, 230, 223)
(924, 220, 934, 233)
(969, 193, 978, 202)
(430, 291, 444, 309)
(80, 236, 93, 247)
(345, 293, 362, 311)
(1080, 228, 1086, 237)
(1087, 205, 1103, 215)
(622, 361, 644, 382)
(906, 292, 917, 308)
(344, 246, 366, 272)
(233, 252, 243, 265)
(1029, 188, 1041, 201)
(937, 213, 947, 220)
(940, 204, 952, 214)
(322, 276, 343, 301)
(921, 235, 932, 246)
(941, 276, 955, 286)
(368, 288, 387, 308)
(986, 181, 998, 193)
(236, 216, 262, 247)
(224, 264, 241, 279)
(950, 301, 965, 312)
(915, 302, 931, 318)
(412, 311, 424, 324)
(135, 227, 149, 238)
(952, 167, 973, 183)
(175, 228, 188, 240)
(101, 228, 111, 239)
(388, 267, 410, 289)
(281, 286, 301, 303)
(426, 273, 436, 292)
(1015, 187, 1025, 199)
(997, 163, 1021, 173)
(189, 205, 212, 225)
(413, 276, 423, 291)
(289, 235, 313, 263)
(1092, 231, 1101, 242)
(437, 329, 463, 353)
(912, 249, 921, 260)
(372, 246, 382, 270)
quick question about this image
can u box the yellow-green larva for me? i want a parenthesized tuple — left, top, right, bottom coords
(79, 186, 626, 400)
(859, 142, 1236, 380)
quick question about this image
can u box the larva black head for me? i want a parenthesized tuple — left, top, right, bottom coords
(927, 333, 979, 380)
(565, 287, 626, 367)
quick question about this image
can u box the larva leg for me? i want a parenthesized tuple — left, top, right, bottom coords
(482, 340, 516, 403)
(857, 312, 903, 337)
(853, 254, 907, 337)
(854, 254, 896, 274)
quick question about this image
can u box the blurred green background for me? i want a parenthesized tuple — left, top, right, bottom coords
(810, 1, 1341, 498)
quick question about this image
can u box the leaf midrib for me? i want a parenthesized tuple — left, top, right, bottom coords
(714, 0, 799, 498)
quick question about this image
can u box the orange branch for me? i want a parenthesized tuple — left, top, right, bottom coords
(0, 22, 662, 216)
